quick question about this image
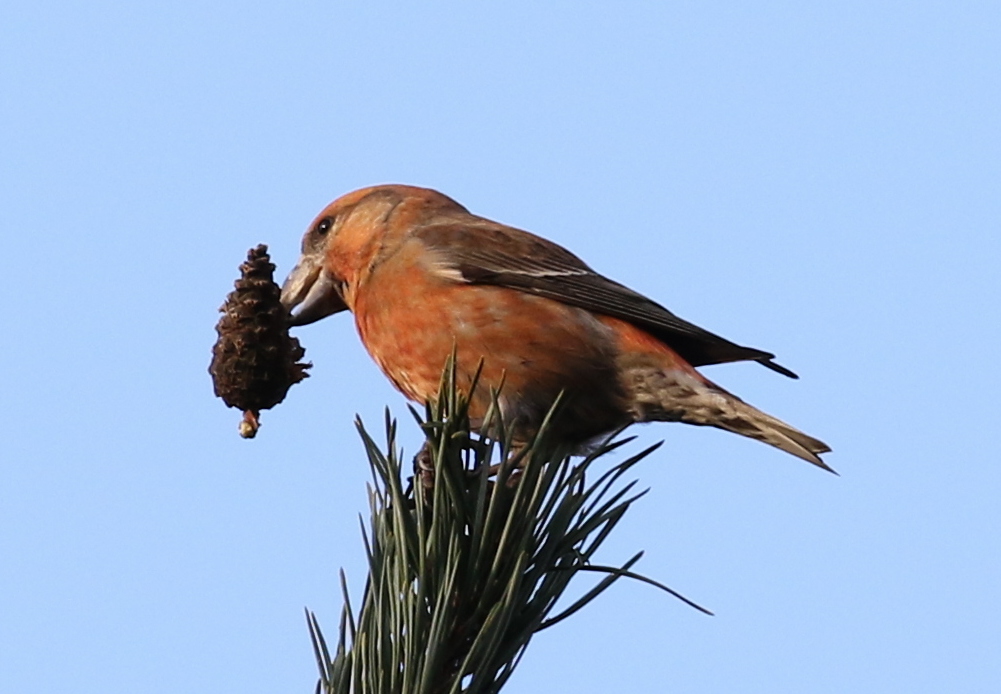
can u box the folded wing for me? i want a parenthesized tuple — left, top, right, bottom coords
(414, 221, 798, 378)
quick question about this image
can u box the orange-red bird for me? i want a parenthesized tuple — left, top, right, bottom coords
(281, 185, 831, 470)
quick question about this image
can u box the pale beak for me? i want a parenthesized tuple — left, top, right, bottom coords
(280, 254, 348, 326)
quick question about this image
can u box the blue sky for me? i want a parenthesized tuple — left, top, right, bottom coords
(2, 2, 999, 692)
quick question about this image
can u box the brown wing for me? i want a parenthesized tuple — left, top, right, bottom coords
(414, 221, 798, 378)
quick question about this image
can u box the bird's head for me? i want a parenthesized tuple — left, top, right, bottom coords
(281, 184, 464, 326)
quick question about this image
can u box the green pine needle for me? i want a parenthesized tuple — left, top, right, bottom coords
(307, 366, 708, 694)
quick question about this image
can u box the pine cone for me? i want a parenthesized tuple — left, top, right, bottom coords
(209, 244, 311, 438)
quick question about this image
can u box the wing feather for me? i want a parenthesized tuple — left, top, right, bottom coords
(414, 222, 798, 378)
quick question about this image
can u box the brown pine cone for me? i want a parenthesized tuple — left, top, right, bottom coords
(209, 244, 311, 438)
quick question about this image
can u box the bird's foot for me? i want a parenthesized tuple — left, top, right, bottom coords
(413, 441, 436, 490)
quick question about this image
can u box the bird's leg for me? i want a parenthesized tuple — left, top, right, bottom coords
(413, 440, 436, 490)
(412, 436, 526, 493)
(482, 442, 527, 487)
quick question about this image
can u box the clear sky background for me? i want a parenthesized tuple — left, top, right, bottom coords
(2, 2, 999, 692)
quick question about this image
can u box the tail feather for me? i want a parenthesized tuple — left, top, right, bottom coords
(630, 370, 833, 471)
(703, 397, 834, 472)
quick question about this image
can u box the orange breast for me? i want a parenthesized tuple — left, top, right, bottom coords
(350, 242, 628, 441)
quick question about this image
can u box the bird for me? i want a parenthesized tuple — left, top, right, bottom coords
(280, 184, 831, 471)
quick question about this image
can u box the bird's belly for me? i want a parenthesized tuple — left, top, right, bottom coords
(353, 271, 627, 442)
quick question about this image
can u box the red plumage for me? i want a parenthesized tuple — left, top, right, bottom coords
(281, 185, 831, 470)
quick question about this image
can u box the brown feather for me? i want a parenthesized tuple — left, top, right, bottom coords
(414, 222, 798, 378)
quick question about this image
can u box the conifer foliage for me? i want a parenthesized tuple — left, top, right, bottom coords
(307, 367, 707, 694)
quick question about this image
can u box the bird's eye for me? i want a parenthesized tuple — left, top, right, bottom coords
(316, 217, 333, 235)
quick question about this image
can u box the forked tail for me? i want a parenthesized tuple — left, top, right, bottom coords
(694, 389, 834, 471)
(632, 370, 833, 471)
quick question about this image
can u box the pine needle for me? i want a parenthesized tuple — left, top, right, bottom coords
(307, 366, 705, 693)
